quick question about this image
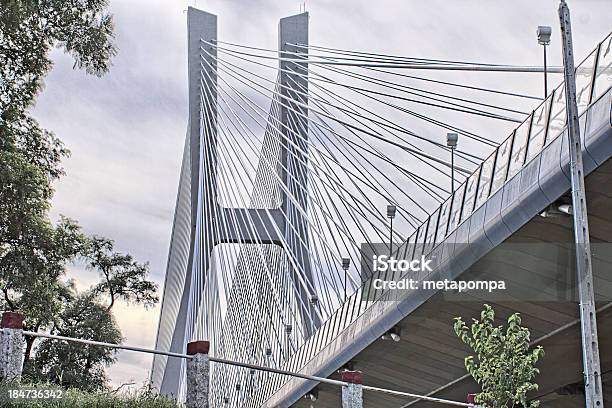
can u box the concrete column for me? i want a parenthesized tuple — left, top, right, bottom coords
(341, 370, 363, 408)
(186, 340, 210, 408)
(0, 312, 24, 382)
(278, 11, 320, 337)
(158, 8, 217, 397)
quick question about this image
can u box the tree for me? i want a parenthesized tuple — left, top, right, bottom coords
(454, 305, 545, 408)
(1, 0, 116, 124)
(32, 237, 159, 389)
(30, 292, 122, 391)
(0, 210, 86, 364)
(26, 234, 159, 388)
(1, 1, 155, 391)
(86, 237, 158, 311)
(0, 0, 114, 212)
(1, 0, 118, 339)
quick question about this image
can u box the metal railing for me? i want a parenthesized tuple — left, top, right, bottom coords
(0, 326, 478, 407)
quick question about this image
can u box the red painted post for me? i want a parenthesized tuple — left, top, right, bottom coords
(186, 340, 210, 408)
(0, 311, 24, 381)
(341, 370, 363, 408)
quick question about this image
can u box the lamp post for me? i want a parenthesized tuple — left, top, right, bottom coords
(342, 258, 350, 301)
(285, 324, 292, 357)
(265, 347, 272, 379)
(537, 25, 552, 98)
(386, 205, 397, 259)
(309, 294, 318, 334)
(446, 133, 458, 191)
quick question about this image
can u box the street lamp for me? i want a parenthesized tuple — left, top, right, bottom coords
(386, 205, 397, 257)
(285, 324, 292, 356)
(264, 347, 272, 378)
(309, 294, 318, 334)
(341, 257, 350, 301)
(537, 26, 552, 98)
(249, 368, 256, 392)
(446, 133, 458, 191)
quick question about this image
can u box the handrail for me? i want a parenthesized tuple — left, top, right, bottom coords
(0, 328, 478, 407)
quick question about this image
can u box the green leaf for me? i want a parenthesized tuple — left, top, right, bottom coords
(454, 305, 543, 408)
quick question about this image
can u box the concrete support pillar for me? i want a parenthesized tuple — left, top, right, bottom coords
(186, 340, 210, 408)
(278, 11, 320, 338)
(158, 8, 217, 396)
(341, 370, 363, 408)
(0, 312, 24, 382)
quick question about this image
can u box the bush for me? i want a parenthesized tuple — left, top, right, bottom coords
(0, 381, 176, 408)
(454, 304, 544, 408)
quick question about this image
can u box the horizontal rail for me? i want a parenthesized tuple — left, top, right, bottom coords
(363, 385, 474, 407)
(20, 330, 192, 359)
(208, 356, 347, 388)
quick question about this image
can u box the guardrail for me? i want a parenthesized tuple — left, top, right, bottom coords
(0, 311, 480, 408)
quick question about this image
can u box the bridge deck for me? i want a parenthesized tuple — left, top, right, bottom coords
(294, 136, 612, 408)
(292, 155, 612, 406)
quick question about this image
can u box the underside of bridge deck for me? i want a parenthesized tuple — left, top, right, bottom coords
(291, 157, 612, 408)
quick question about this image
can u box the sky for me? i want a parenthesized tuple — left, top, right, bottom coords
(31, 0, 612, 390)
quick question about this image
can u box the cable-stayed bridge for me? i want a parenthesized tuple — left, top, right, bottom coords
(151, 7, 612, 407)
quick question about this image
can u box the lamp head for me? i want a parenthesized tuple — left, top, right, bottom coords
(537, 26, 552, 45)
(381, 326, 401, 342)
(304, 390, 319, 401)
(387, 204, 397, 219)
(446, 132, 458, 148)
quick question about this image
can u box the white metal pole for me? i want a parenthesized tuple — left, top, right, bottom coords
(558, 1, 604, 407)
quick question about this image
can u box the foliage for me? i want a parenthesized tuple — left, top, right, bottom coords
(86, 237, 158, 311)
(454, 305, 544, 408)
(0, 381, 176, 408)
(0, 0, 158, 392)
(28, 293, 122, 391)
(0, 149, 86, 361)
(0, 210, 86, 362)
(0, 0, 117, 123)
(0, 0, 118, 335)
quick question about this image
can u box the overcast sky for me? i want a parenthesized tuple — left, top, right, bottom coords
(32, 0, 611, 390)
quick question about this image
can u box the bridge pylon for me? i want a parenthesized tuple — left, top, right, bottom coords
(151, 7, 318, 400)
